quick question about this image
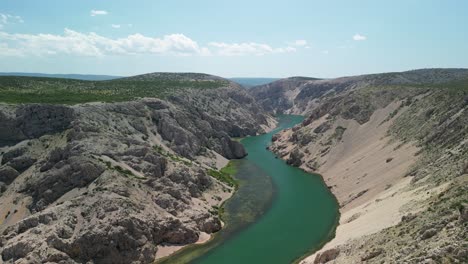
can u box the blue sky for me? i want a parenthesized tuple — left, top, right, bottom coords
(0, 0, 467, 78)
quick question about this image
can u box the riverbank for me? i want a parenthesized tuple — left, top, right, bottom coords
(155, 232, 212, 260)
(189, 115, 339, 264)
(155, 115, 339, 264)
(269, 105, 436, 263)
(154, 161, 239, 262)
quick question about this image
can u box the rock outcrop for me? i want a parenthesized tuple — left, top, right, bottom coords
(0, 105, 74, 146)
(313, 248, 339, 263)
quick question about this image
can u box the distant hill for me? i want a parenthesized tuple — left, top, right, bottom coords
(230, 77, 279, 88)
(0, 72, 122, 81)
(0, 72, 234, 104)
(250, 68, 468, 114)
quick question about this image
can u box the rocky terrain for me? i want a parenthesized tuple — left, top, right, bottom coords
(251, 69, 468, 263)
(0, 73, 275, 264)
(1, 68, 466, 264)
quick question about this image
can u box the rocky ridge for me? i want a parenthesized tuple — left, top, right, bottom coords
(0, 74, 274, 264)
(251, 68, 468, 263)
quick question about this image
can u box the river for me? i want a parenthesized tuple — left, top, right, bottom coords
(159, 115, 339, 264)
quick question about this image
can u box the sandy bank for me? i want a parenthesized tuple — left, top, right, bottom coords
(271, 102, 436, 263)
(155, 232, 212, 260)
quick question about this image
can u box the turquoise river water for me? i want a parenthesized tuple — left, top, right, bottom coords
(159, 115, 339, 264)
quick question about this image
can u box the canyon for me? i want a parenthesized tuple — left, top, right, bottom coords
(0, 69, 467, 263)
(251, 68, 468, 263)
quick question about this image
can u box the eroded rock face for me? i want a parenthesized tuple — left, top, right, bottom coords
(0, 84, 271, 263)
(263, 69, 468, 264)
(25, 154, 106, 211)
(249, 77, 321, 114)
(250, 69, 468, 115)
(314, 248, 340, 263)
(16, 105, 75, 139)
(0, 166, 19, 185)
(286, 149, 304, 167)
(155, 87, 264, 159)
(0, 105, 74, 145)
(361, 248, 384, 261)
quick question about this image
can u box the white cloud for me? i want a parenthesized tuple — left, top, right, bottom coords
(209, 42, 296, 56)
(293, 39, 307, 46)
(15, 16, 24, 23)
(353, 34, 367, 41)
(0, 42, 23, 56)
(322, 50, 329, 55)
(0, 14, 7, 24)
(0, 29, 303, 57)
(0, 29, 209, 57)
(0, 13, 24, 28)
(111, 24, 121, 29)
(90, 10, 108, 16)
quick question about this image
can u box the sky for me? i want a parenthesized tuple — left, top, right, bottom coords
(0, 0, 467, 78)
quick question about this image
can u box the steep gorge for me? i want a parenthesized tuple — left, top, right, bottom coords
(1, 69, 467, 264)
(251, 69, 468, 263)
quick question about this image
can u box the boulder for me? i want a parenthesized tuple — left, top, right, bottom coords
(313, 122, 331, 134)
(0, 166, 20, 184)
(314, 248, 340, 263)
(228, 140, 247, 159)
(460, 207, 468, 223)
(361, 248, 384, 261)
(1, 147, 26, 165)
(198, 217, 222, 233)
(287, 149, 304, 167)
(421, 228, 438, 240)
(7, 156, 36, 172)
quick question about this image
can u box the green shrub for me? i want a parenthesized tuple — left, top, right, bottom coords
(0, 76, 229, 104)
(208, 162, 238, 188)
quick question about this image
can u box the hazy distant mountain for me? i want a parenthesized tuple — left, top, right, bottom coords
(230, 77, 279, 88)
(0, 72, 122, 81)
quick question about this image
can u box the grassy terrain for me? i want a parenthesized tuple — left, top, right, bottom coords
(386, 77, 468, 92)
(152, 145, 238, 187)
(0, 75, 230, 104)
(220, 161, 237, 176)
(208, 161, 238, 188)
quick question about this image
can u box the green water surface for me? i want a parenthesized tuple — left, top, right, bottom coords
(161, 115, 339, 264)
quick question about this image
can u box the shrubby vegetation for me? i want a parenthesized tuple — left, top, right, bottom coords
(208, 162, 238, 188)
(0, 75, 229, 104)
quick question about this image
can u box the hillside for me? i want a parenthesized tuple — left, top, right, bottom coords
(0, 73, 275, 263)
(0, 73, 232, 104)
(251, 68, 468, 115)
(249, 77, 321, 113)
(0, 73, 122, 81)
(252, 68, 468, 263)
(1, 69, 466, 263)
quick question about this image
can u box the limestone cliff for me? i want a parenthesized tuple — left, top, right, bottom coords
(253, 69, 468, 263)
(0, 73, 274, 264)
